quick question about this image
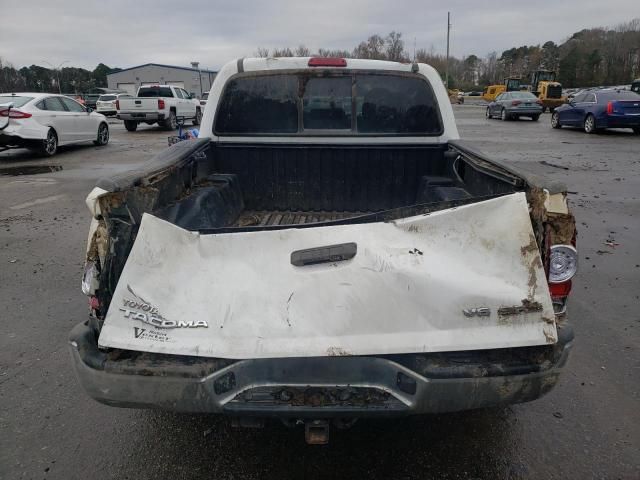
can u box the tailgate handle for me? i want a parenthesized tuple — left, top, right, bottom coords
(291, 242, 357, 267)
(135, 100, 141, 104)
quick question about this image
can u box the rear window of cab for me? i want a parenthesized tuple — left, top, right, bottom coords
(214, 72, 443, 136)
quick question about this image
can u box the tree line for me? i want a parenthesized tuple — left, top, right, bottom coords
(0, 60, 118, 94)
(1, 18, 638, 93)
(255, 19, 640, 89)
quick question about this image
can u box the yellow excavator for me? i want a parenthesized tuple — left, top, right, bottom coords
(482, 77, 522, 102)
(530, 70, 565, 112)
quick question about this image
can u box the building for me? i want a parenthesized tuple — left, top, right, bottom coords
(106, 62, 217, 97)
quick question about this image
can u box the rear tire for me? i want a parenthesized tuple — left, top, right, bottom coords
(501, 108, 509, 121)
(93, 123, 109, 146)
(193, 108, 202, 126)
(163, 111, 177, 130)
(542, 106, 547, 113)
(551, 112, 561, 129)
(39, 128, 58, 157)
(531, 114, 540, 121)
(485, 107, 492, 119)
(124, 120, 138, 132)
(584, 114, 597, 134)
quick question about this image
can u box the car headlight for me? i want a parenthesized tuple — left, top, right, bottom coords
(548, 245, 578, 283)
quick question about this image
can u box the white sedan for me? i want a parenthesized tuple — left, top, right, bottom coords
(0, 92, 109, 156)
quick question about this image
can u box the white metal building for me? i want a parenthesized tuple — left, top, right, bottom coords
(106, 63, 217, 97)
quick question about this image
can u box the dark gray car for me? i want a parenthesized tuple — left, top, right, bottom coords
(486, 91, 543, 121)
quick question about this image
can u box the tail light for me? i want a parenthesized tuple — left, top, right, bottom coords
(606, 101, 614, 114)
(158, 99, 165, 110)
(0, 109, 32, 119)
(115, 100, 120, 110)
(511, 100, 521, 106)
(308, 57, 347, 67)
(547, 244, 578, 315)
(548, 245, 578, 283)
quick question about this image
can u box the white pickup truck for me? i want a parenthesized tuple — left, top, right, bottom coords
(71, 57, 577, 444)
(116, 85, 202, 131)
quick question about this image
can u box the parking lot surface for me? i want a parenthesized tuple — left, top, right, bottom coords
(1, 109, 638, 479)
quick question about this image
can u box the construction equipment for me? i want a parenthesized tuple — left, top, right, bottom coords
(481, 77, 522, 102)
(530, 70, 565, 112)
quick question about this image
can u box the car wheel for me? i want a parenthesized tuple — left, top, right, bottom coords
(193, 109, 202, 126)
(163, 111, 177, 130)
(551, 112, 561, 129)
(501, 108, 509, 121)
(532, 114, 540, 121)
(94, 123, 109, 146)
(632, 127, 640, 134)
(124, 120, 138, 132)
(485, 107, 492, 119)
(584, 114, 597, 134)
(542, 106, 547, 113)
(39, 128, 58, 157)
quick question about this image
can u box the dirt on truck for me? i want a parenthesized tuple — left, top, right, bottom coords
(71, 57, 577, 444)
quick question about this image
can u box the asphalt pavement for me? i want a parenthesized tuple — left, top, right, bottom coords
(1, 110, 638, 480)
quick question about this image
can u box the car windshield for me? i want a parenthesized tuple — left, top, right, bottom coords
(0, 95, 34, 107)
(510, 92, 537, 99)
(98, 95, 116, 101)
(138, 87, 173, 98)
(215, 72, 442, 136)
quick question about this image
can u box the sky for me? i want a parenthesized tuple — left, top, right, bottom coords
(1, 0, 637, 71)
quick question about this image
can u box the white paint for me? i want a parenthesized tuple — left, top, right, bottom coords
(99, 193, 557, 359)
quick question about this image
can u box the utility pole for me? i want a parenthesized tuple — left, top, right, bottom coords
(41, 60, 69, 93)
(445, 12, 451, 89)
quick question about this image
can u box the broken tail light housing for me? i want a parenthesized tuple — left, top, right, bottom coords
(81, 261, 98, 296)
(548, 245, 578, 283)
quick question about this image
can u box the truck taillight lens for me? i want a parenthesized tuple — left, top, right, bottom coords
(158, 99, 165, 110)
(548, 245, 578, 283)
(606, 101, 614, 114)
(0, 109, 32, 119)
(115, 100, 120, 110)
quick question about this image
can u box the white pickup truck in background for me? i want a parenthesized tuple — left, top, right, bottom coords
(116, 85, 202, 131)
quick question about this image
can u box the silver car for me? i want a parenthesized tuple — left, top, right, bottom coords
(486, 91, 543, 121)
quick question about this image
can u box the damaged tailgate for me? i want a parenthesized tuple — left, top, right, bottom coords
(98, 192, 557, 358)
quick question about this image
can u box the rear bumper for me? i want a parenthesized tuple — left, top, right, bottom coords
(69, 321, 573, 416)
(601, 115, 640, 128)
(507, 107, 543, 115)
(117, 112, 165, 121)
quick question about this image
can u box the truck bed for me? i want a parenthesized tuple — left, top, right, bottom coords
(234, 210, 370, 227)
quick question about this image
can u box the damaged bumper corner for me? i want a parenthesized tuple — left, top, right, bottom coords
(69, 321, 573, 416)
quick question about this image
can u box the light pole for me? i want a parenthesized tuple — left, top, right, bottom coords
(41, 60, 69, 93)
